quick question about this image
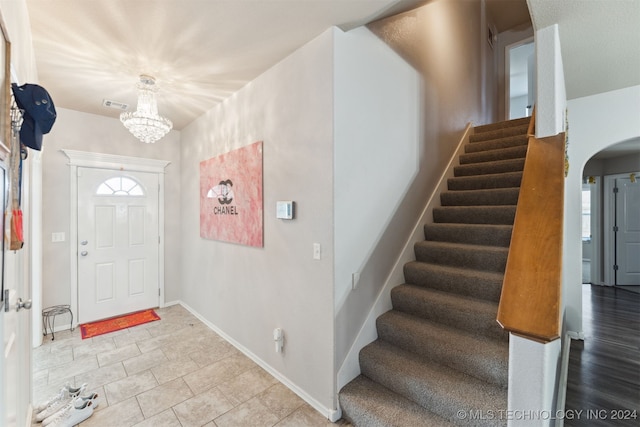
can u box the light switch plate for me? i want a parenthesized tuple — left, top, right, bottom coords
(52, 232, 65, 242)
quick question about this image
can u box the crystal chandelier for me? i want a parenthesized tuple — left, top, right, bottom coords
(120, 75, 173, 143)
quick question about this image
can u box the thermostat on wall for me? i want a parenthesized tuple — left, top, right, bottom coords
(276, 201, 295, 220)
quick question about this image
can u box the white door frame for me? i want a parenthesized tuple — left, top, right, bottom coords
(504, 36, 534, 120)
(61, 150, 170, 327)
(603, 172, 640, 286)
(604, 174, 619, 286)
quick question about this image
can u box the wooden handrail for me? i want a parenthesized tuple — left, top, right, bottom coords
(497, 113, 565, 342)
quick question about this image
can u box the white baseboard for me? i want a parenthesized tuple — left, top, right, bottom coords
(178, 301, 340, 422)
(25, 404, 33, 427)
(162, 300, 181, 307)
(566, 330, 585, 340)
(554, 334, 573, 427)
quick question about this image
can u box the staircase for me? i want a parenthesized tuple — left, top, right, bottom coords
(339, 117, 532, 426)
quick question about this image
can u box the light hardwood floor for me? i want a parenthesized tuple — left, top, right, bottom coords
(32, 304, 349, 427)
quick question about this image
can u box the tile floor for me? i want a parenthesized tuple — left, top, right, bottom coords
(33, 304, 350, 427)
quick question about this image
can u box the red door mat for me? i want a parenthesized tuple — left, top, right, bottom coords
(80, 309, 160, 339)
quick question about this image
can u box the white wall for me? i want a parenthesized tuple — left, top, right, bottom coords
(179, 29, 336, 415)
(535, 24, 566, 137)
(333, 26, 420, 385)
(565, 85, 640, 332)
(40, 109, 182, 311)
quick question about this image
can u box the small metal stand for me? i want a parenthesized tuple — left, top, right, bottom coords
(42, 305, 74, 340)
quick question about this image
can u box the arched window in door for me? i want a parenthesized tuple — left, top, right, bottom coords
(96, 176, 144, 196)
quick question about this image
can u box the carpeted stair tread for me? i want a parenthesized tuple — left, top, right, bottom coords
(454, 158, 525, 177)
(359, 341, 507, 427)
(391, 284, 508, 341)
(403, 261, 504, 302)
(447, 171, 522, 190)
(440, 188, 520, 206)
(414, 241, 508, 272)
(339, 375, 454, 427)
(376, 311, 508, 386)
(433, 205, 516, 225)
(473, 117, 530, 134)
(424, 223, 513, 247)
(469, 123, 529, 143)
(465, 133, 528, 153)
(459, 145, 528, 165)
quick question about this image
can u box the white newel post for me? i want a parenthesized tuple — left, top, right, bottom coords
(508, 334, 562, 426)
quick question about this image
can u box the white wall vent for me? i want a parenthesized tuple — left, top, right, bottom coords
(102, 99, 129, 110)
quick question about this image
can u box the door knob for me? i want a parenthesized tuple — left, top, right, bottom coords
(81, 251, 88, 256)
(17, 298, 32, 311)
(81, 240, 88, 245)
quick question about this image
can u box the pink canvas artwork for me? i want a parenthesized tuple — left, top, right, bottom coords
(200, 141, 263, 247)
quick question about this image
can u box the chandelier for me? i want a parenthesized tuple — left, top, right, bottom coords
(120, 75, 173, 143)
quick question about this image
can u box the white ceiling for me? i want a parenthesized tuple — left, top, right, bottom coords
(23, 0, 639, 133)
(528, 0, 640, 100)
(24, 0, 427, 130)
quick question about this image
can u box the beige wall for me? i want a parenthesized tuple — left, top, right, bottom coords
(179, 30, 336, 414)
(40, 109, 182, 307)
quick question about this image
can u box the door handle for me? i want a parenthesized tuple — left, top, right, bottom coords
(17, 298, 32, 312)
(80, 251, 88, 256)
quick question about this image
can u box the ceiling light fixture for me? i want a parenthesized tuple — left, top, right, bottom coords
(120, 75, 173, 143)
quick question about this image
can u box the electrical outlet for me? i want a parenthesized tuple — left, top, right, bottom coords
(313, 243, 321, 260)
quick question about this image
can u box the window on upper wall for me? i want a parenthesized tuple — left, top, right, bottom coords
(96, 177, 144, 196)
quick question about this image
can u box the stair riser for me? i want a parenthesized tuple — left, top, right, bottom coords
(403, 262, 503, 302)
(424, 224, 512, 247)
(440, 189, 520, 206)
(469, 123, 529, 142)
(473, 117, 530, 135)
(459, 146, 527, 165)
(433, 206, 516, 225)
(465, 134, 528, 154)
(391, 286, 509, 342)
(375, 315, 508, 387)
(414, 243, 508, 272)
(448, 173, 522, 191)
(454, 159, 525, 177)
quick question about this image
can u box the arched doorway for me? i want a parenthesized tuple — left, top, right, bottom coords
(582, 139, 640, 292)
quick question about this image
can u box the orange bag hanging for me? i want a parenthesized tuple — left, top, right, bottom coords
(10, 209, 24, 250)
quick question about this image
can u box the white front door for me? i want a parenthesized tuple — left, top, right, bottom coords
(77, 168, 160, 323)
(615, 174, 640, 286)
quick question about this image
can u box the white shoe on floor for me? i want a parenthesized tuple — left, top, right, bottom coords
(35, 384, 87, 422)
(34, 383, 86, 414)
(44, 397, 95, 427)
(42, 393, 98, 426)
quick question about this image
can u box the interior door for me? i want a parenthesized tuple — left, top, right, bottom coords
(615, 174, 640, 285)
(77, 168, 159, 323)
(1, 163, 32, 427)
